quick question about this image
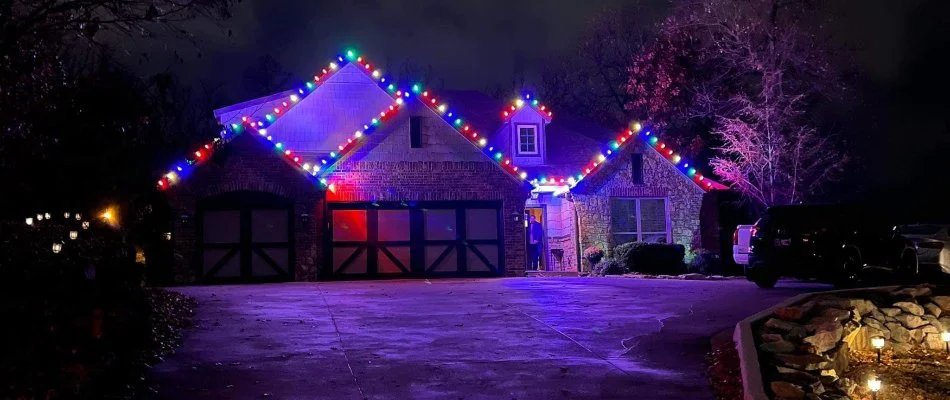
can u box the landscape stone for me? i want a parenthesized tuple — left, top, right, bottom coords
(777, 369, 820, 386)
(932, 296, 950, 312)
(819, 307, 851, 322)
(761, 340, 797, 353)
(775, 306, 804, 321)
(837, 378, 857, 395)
(863, 317, 885, 332)
(891, 342, 914, 352)
(894, 314, 927, 329)
(869, 307, 886, 322)
(924, 332, 947, 350)
(765, 318, 808, 338)
(939, 316, 950, 329)
(774, 353, 832, 371)
(762, 333, 785, 343)
(771, 381, 806, 399)
(924, 302, 943, 318)
(880, 307, 902, 317)
(679, 273, 705, 280)
(891, 286, 933, 298)
(893, 301, 925, 316)
(827, 343, 849, 376)
(803, 325, 844, 353)
(886, 322, 911, 343)
(910, 325, 938, 343)
(923, 314, 943, 332)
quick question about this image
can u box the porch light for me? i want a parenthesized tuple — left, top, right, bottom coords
(52, 242, 62, 254)
(26, 217, 33, 226)
(69, 231, 78, 240)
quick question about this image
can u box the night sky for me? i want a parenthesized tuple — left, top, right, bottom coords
(139, 0, 950, 217)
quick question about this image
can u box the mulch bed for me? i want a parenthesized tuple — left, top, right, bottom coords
(844, 348, 950, 400)
(707, 332, 744, 400)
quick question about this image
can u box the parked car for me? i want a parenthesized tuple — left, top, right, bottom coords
(897, 224, 950, 276)
(746, 204, 918, 288)
(732, 224, 753, 265)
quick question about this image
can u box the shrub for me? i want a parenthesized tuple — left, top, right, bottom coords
(688, 250, 723, 275)
(583, 246, 604, 266)
(613, 242, 686, 274)
(592, 259, 628, 276)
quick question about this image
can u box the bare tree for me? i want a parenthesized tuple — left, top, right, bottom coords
(664, 0, 848, 207)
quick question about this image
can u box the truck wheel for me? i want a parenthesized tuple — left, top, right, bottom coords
(752, 272, 779, 288)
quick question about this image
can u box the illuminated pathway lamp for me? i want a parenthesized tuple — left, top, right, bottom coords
(871, 337, 885, 363)
(867, 376, 881, 400)
(942, 331, 950, 354)
(51, 242, 62, 254)
(69, 231, 78, 240)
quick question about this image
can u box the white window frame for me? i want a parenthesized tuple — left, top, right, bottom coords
(610, 197, 672, 243)
(516, 125, 539, 155)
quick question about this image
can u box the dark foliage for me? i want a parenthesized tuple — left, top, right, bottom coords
(0, 220, 193, 399)
(614, 242, 686, 275)
(592, 259, 628, 276)
(688, 250, 723, 275)
(583, 246, 605, 267)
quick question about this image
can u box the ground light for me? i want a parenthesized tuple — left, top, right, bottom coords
(942, 331, 950, 354)
(871, 337, 885, 363)
(69, 231, 78, 240)
(51, 242, 62, 254)
(867, 377, 882, 400)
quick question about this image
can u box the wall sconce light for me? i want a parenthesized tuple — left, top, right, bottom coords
(81, 221, 90, 230)
(69, 231, 78, 240)
(52, 242, 63, 254)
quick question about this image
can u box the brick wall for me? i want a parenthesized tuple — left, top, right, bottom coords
(571, 141, 704, 267)
(324, 100, 530, 276)
(164, 133, 324, 283)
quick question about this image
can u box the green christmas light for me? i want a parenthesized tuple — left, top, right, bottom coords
(411, 84, 421, 94)
(494, 152, 503, 160)
(265, 114, 275, 121)
(345, 49, 356, 60)
(454, 119, 462, 126)
(610, 141, 620, 150)
(387, 84, 395, 92)
(275, 143, 283, 149)
(649, 136, 658, 145)
(687, 168, 696, 176)
(306, 82, 315, 90)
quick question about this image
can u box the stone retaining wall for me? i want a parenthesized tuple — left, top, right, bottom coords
(749, 285, 949, 399)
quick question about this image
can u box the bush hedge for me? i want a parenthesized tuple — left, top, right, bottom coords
(592, 259, 628, 276)
(613, 242, 686, 274)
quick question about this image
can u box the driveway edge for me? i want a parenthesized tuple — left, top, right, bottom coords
(732, 286, 898, 400)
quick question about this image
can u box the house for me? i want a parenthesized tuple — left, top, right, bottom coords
(158, 50, 725, 283)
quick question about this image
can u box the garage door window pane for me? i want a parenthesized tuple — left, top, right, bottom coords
(425, 209, 457, 240)
(202, 211, 240, 244)
(378, 210, 410, 241)
(333, 210, 367, 241)
(466, 209, 498, 240)
(251, 210, 288, 242)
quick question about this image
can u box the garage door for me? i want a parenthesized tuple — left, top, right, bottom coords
(326, 201, 503, 279)
(199, 191, 294, 283)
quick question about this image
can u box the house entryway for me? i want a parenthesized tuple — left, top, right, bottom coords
(326, 201, 504, 279)
(525, 207, 547, 271)
(198, 191, 295, 283)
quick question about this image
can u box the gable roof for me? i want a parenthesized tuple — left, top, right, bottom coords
(156, 49, 725, 193)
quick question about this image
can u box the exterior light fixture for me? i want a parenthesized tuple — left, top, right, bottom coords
(52, 242, 62, 254)
(75, 213, 81, 220)
(64, 212, 70, 219)
(81, 221, 90, 230)
(44, 213, 50, 219)
(871, 337, 885, 363)
(942, 331, 950, 353)
(867, 377, 881, 400)
(69, 231, 78, 240)
(163, 232, 172, 241)
(37, 214, 43, 221)
(25, 217, 33, 226)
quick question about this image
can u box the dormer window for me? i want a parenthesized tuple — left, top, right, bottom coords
(517, 125, 538, 155)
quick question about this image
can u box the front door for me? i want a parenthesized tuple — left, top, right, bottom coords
(326, 201, 503, 279)
(525, 207, 546, 271)
(198, 191, 294, 283)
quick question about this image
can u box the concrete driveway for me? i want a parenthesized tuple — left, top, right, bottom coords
(147, 278, 827, 399)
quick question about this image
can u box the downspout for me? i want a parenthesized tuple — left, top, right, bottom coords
(567, 192, 584, 273)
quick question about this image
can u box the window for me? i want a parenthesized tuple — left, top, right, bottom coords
(410, 116, 422, 148)
(631, 153, 644, 184)
(610, 198, 670, 244)
(517, 125, 538, 154)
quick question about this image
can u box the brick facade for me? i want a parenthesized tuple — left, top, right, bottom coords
(571, 141, 705, 268)
(325, 100, 531, 276)
(164, 133, 324, 283)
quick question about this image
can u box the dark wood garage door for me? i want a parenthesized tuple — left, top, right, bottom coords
(199, 191, 294, 283)
(326, 201, 503, 279)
